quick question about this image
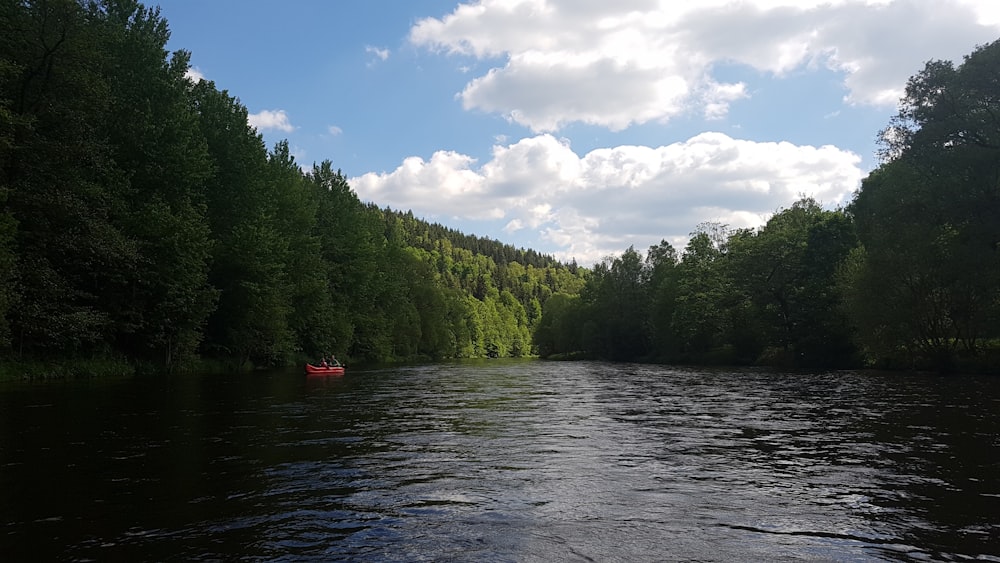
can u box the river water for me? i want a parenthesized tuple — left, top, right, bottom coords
(1, 360, 998, 561)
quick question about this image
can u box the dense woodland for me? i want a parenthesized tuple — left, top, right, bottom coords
(537, 39, 1000, 374)
(1, 1, 998, 376)
(0, 0, 586, 376)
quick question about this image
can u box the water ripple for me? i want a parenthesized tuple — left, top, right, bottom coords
(1, 361, 998, 561)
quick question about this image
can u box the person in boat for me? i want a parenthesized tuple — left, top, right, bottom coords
(319, 356, 329, 368)
(328, 355, 342, 367)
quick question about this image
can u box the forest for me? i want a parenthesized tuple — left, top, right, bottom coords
(537, 39, 1000, 374)
(1, 0, 998, 377)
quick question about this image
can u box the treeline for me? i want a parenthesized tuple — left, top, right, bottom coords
(0, 0, 585, 374)
(535, 203, 860, 368)
(3, 1, 997, 376)
(537, 39, 1000, 374)
(386, 209, 579, 271)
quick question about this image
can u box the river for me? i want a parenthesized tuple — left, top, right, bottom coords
(1, 360, 998, 561)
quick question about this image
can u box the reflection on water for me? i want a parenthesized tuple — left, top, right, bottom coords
(1, 361, 998, 561)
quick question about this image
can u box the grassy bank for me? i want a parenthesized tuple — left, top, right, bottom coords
(0, 357, 137, 382)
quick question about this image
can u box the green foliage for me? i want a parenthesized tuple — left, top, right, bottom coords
(189, 80, 296, 368)
(366, 207, 584, 362)
(581, 247, 651, 360)
(0, 200, 14, 349)
(727, 200, 859, 367)
(534, 208, 860, 368)
(3, 0, 124, 357)
(848, 39, 1000, 372)
(0, 356, 134, 382)
(0, 0, 589, 374)
(4, 1, 991, 375)
(533, 293, 585, 358)
(532, 41, 999, 373)
(670, 229, 731, 362)
(0, 55, 18, 349)
(97, 2, 217, 369)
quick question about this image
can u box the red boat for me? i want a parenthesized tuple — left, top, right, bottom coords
(305, 364, 345, 375)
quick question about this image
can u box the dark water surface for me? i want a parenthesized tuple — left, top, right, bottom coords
(1, 360, 998, 561)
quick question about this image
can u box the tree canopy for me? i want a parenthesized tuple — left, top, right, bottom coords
(846, 39, 1000, 372)
(0, 0, 584, 375)
(534, 40, 1000, 373)
(2, 2, 996, 375)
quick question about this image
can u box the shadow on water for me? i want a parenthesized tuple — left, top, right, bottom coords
(1, 361, 998, 561)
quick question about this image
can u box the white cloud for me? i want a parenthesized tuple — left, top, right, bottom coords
(504, 218, 524, 232)
(366, 45, 391, 63)
(328, 125, 343, 136)
(184, 67, 205, 82)
(960, 0, 1000, 25)
(248, 109, 294, 133)
(410, 0, 1000, 131)
(350, 133, 863, 264)
(350, 151, 502, 221)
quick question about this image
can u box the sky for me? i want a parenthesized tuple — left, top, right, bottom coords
(157, 0, 1000, 266)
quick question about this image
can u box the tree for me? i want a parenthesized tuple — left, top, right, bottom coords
(95, 1, 218, 368)
(0, 58, 19, 349)
(191, 81, 293, 368)
(534, 292, 584, 358)
(671, 228, 730, 362)
(2, 0, 133, 357)
(728, 199, 858, 367)
(311, 162, 382, 360)
(0, 188, 15, 351)
(848, 40, 1000, 371)
(0, 0, 592, 372)
(587, 247, 650, 360)
(644, 240, 680, 360)
(267, 142, 336, 360)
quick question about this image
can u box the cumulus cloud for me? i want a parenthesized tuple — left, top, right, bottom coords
(184, 67, 205, 83)
(350, 133, 863, 264)
(248, 109, 294, 133)
(410, 0, 1000, 131)
(350, 151, 502, 220)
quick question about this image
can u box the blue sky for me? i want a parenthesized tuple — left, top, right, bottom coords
(158, 0, 1000, 265)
